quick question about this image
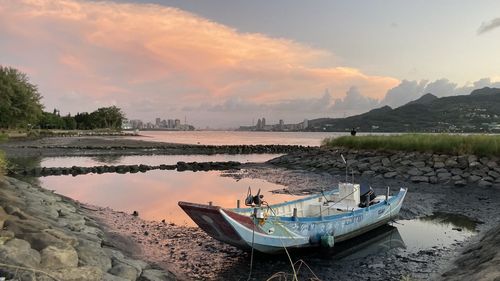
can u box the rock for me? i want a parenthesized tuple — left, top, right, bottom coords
(381, 158, 391, 167)
(429, 176, 438, 184)
(454, 180, 467, 186)
(40, 245, 78, 269)
(433, 162, 445, 169)
(410, 176, 429, 183)
(21, 231, 69, 251)
(437, 172, 452, 179)
(76, 239, 112, 272)
(109, 261, 139, 280)
(383, 172, 398, 179)
(450, 168, 463, 176)
(420, 166, 433, 173)
(357, 162, 370, 171)
(445, 159, 458, 168)
(451, 175, 462, 181)
(0, 238, 41, 268)
(436, 168, 449, 174)
(469, 175, 481, 182)
(50, 266, 103, 281)
(469, 161, 481, 168)
(0, 230, 15, 245)
(400, 160, 412, 166)
(488, 170, 500, 179)
(407, 168, 423, 176)
(104, 273, 130, 281)
(412, 161, 426, 168)
(467, 155, 477, 164)
(0, 206, 8, 229)
(4, 217, 49, 235)
(362, 170, 376, 177)
(139, 269, 176, 281)
(478, 180, 493, 187)
(486, 161, 498, 169)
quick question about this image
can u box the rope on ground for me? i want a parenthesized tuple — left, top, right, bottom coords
(246, 219, 256, 281)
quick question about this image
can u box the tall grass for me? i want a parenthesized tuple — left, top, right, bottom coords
(322, 134, 500, 156)
(0, 150, 6, 178)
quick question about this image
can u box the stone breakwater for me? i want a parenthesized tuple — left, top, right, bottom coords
(5, 143, 314, 158)
(269, 148, 500, 188)
(0, 176, 176, 281)
(9, 161, 241, 177)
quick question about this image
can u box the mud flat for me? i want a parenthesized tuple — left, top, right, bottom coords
(0, 176, 176, 281)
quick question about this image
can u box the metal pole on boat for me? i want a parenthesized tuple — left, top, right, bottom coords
(208, 201, 213, 206)
(386, 186, 390, 201)
(341, 154, 347, 182)
(293, 208, 298, 221)
(237, 200, 240, 208)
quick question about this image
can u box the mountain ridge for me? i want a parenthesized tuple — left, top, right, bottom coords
(307, 87, 500, 133)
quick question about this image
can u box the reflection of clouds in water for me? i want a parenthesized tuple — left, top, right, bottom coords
(37, 170, 298, 226)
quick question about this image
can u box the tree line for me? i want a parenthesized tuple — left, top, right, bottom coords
(0, 65, 124, 130)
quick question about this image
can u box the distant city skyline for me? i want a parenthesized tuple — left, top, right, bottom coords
(1, 0, 499, 128)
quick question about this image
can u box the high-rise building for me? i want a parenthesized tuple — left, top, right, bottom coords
(168, 119, 174, 128)
(262, 118, 266, 127)
(303, 119, 309, 129)
(256, 119, 262, 129)
(175, 119, 181, 128)
(155, 118, 161, 126)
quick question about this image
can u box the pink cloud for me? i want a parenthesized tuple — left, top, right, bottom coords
(0, 0, 399, 126)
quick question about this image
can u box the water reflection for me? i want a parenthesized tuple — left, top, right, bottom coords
(91, 155, 124, 165)
(37, 170, 301, 225)
(37, 154, 281, 168)
(420, 212, 479, 231)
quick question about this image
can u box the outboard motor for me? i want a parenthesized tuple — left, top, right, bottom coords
(359, 182, 376, 208)
(245, 187, 264, 207)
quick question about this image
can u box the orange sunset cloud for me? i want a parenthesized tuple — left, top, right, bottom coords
(0, 0, 399, 126)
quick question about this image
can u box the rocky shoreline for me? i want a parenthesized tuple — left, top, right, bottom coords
(0, 176, 176, 281)
(269, 147, 500, 188)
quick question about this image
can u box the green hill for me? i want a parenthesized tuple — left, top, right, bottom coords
(307, 87, 500, 133)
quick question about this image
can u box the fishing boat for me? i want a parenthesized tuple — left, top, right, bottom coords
(179, 181, 407, 254)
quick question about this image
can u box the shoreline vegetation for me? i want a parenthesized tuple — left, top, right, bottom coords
(322, 134, 500, 157)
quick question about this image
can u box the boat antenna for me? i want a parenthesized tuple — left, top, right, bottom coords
(341, 154, 348, 182)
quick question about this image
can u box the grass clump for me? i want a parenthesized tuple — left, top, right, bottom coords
(322, 134, 500, 157)
(0, 150, 6, 177)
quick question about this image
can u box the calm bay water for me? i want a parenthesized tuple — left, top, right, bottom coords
(127, 131, 344, 146)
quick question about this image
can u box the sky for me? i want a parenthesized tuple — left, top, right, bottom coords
(1, 0, 499, 128)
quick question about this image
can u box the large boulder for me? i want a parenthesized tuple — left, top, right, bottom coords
(109, 261, 139, 280)
(407, 168, 423, 176)
(76, 239, 112, 272)
(0, 238, 41, 268)
(49, 266, 104, 281)
(40, 245, 78, 269)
